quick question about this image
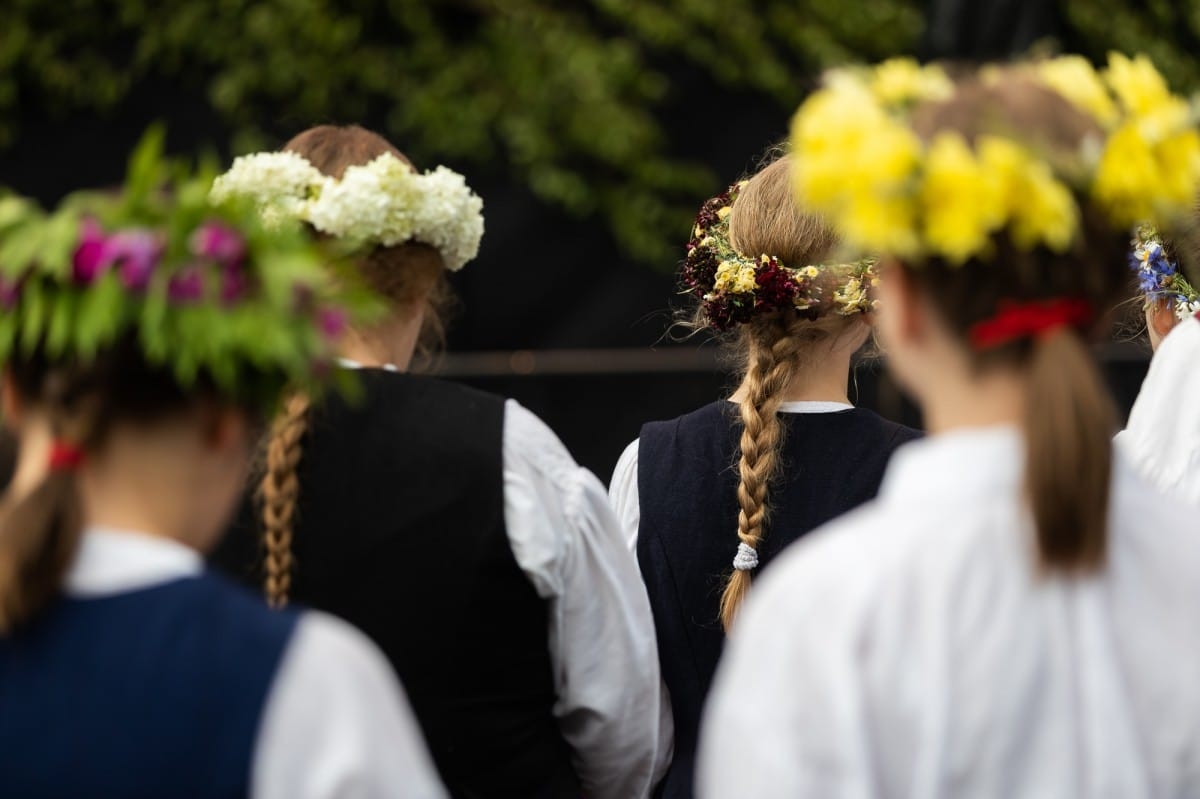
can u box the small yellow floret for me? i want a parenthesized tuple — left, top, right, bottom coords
(870, 58, 954, 107)
(1035, 56, 1118, 128)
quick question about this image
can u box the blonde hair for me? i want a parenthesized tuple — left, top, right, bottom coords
(717, 156, 865, 631)
(256, 125, 448, 606)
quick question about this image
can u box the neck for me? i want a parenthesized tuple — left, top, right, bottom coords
(77, 429, 229, 553)
(338, 313, 422, 372)
(918, 367, 1027, 434)
(729, 349, 854, 405)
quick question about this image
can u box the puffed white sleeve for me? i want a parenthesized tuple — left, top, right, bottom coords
(503, 400, 673, 799)
(697, 535, 876, 799)
(252, 612, 447, 799)
(608, 438, 641, 552)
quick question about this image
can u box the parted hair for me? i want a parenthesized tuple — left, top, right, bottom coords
(906, 77, 1131, 574)
(716, 156, 867, 631)
(257, 125, 449, 607)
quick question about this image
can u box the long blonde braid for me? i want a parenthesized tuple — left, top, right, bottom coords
(719, 317, 812, 630)
(258, 393, 310, 607)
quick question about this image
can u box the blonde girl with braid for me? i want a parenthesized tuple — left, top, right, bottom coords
(210, 125, 671, 799)
(609, 153, 919, 799)
(701, 56, 1200, 797)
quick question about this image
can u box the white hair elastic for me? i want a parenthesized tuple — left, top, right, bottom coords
(732, 542, 759, 571)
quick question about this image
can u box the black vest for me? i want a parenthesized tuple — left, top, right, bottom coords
(212, 370, 578, 799)
(637, 401, 921, 799)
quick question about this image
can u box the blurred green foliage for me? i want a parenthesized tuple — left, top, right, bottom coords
(1063, 0, 1200, 91)
(0, 0, 924, 264)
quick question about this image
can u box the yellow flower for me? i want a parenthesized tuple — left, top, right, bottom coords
(1035, 56, 1118, 128)
(1093, 123, 1162, 226)
(712, 260, 740, 292)
(733, 265, 758, 294)
(1104, 52, 1175, 117)
(792, 80, 923, 255)
(870, 58, 954, 107)
(800, 265, 821, 279)
(919, 133, 1005, 263)
(977, 136, 1078, 252)
(1154, 129, 1200, 213)
(713, 259, 759, 294)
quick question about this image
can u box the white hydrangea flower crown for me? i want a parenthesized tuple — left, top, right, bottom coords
(210, 150, 484, 271)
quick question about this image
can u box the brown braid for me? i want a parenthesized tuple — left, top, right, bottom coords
(258, 393, 310, 607)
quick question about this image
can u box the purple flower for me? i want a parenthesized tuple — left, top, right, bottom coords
(317, 307, 348, 340)
(0, 275, 22, 309)
(72, 219, 110, 284)
(167, 266, 206, 304)
(190, 222, 246, 268)
(219, 267, 249, 305)
(754, 258, 799, 312)
(107, 230, 165, 291)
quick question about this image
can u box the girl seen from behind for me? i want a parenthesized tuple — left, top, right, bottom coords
(610, 154, 919, 798)
(1118, 226, 1200, 503)
(0, 146, 444, 798)
(701, 55, 1200, 797)
(211, 125, 670, 799)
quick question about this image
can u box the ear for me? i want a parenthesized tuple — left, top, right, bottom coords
(199, 403, 250, 454)
(1, 371, 24, 430)
(876, 259, 927, 346)
(1150, 299, 1177, 341)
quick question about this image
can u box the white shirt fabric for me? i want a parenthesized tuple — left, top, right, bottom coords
(1116, 315, 1200, 505)
(698, 427, 1200, 799)
(609, 400, 855, 551)
(66, 528, 447, 799)
(502, 400, 673, 798)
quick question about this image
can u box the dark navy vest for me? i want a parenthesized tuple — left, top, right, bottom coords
(0, 573, 299, 798)
(212, 370, 578, 799)
(637, 401, 921, 798)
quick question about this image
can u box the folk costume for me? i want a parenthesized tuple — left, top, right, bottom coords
(1118, 231, 1200, 504)
(0, 146, 444, 798)
(611, 179, 919, 798)
(210, 147, 670, 799)
(701, 55, 1200, 798)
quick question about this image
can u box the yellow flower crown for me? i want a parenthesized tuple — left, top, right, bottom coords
(789, 54, 1200, 265)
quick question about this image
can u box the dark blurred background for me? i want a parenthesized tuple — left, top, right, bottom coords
(1, 0, 1192, 478)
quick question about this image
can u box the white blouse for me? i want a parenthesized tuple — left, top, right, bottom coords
(67, 528, 447, 799)
(502, 400, 673, 798)
(608, 400, 855, 551)
(1116, 315, 1200, 505)
(699, 427, 1200, 798)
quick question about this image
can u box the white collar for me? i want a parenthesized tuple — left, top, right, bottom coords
(337, 358, 399, 372)
(65, 527, 203, 597)
(726, 399, 854, 414)
(880, 425, 1023, 504)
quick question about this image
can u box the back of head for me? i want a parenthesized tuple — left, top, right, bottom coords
(791, 55, 1200, 575)
(282, 125, 447, 315)
(683, 153, 877, 630)
(0, 138, 352, 631)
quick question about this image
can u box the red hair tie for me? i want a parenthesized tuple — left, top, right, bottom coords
(969, 298, 1093, 350)
(48, 441, 86, 472)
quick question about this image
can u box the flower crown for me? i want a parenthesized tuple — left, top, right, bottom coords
(680, 181, 878, 331)
(210, 151, 484, 271)
(0, 131, 376, 408)
(790, 54, 1200, 265)
(1130, 227, 1200, 320)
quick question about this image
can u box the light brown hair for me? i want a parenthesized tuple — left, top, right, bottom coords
(716, 156, 866, 630)
(257, 124, 450, 606)
(905, 75, 1130, 573)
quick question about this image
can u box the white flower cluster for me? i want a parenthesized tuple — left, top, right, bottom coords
(210, 151, 484, 271)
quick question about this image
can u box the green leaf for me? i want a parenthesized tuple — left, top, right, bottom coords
(19, 281, 45, 354)
(45, 292, 76, 357)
